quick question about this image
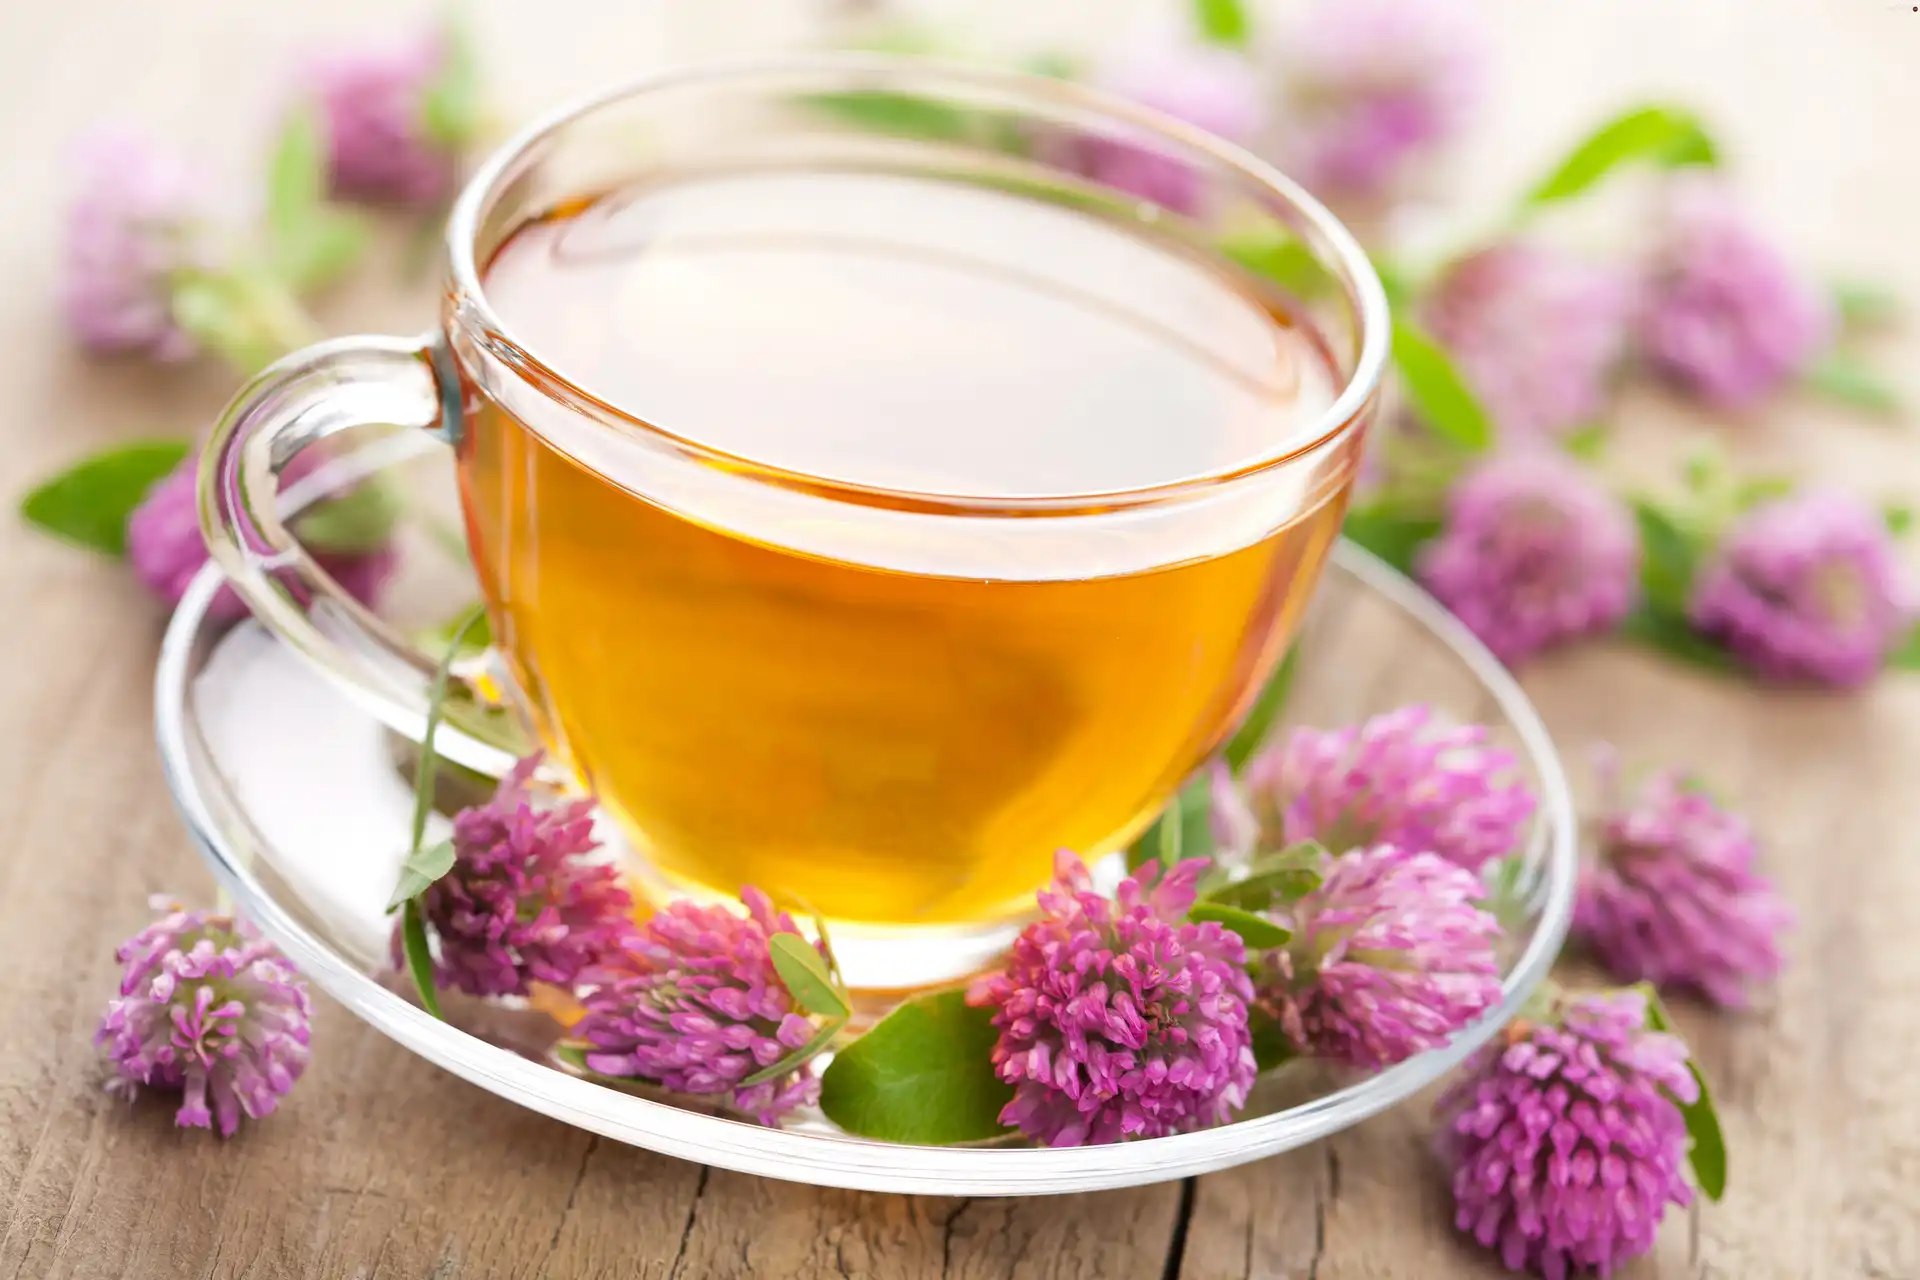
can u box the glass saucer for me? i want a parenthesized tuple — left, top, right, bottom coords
(153, 437, 1575, 1196)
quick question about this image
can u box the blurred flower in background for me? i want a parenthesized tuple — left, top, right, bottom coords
(1259, 0, 1486, 200)
(1423, 242, 1636, 440)
(127, 450, 397, 622)
(1576, 762, 1791, 1007)
(1637, 176, 1834, 409)
(1078, 35, 1267, 213)
(1418, 451, 1640, 665)
(306, 21, 474, 207)
(61, 129, 206, 360)
(1689, 489, 1910, 685)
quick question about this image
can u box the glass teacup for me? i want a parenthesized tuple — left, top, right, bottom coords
(200, 56, 1387, 986)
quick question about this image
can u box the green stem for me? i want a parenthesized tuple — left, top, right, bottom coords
(399, 605, 491, 1018)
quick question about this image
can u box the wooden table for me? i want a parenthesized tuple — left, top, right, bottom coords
(2, 1, 1915, 1275)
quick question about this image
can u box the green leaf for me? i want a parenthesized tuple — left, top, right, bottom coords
(1251, 1014, 1297, 1073)
(1883, 502, 1913, 537)
(1560, 423, 1608, 461)
(1482, 853, 1534, 931)
(768, 932, 851, 1019)
(400, 898, 443, 1020)
(1370, 254, 1414, 308)
(170, 271, 312, 374)
(1126, 811, 1167, 872)
(1127, 774, 1218, 873)
(1733, 476, 1796, 512)
(416, 605, 494, 662)
(1889, 623, 1920, 670)
(1203, 844, 1325, 911)
(1023, 51, 1081, 80)
(1271, 839, 1328, 868)
(799, 908, 845, 990)
(1341, 504, 1443, 577)
(266, 109, 327, 246)
(1524, 105, 1718, 208)
(169, 276, 272, 374)
(1193, 0, 1250, 46)
(1618, 606, 1739, 674)
(1625, 493, 1740, 672)
(800, 91, 974, 142)
(818, 990, 1013, 1144)
(1833, 279, 1900, 330)
(1175, 774, 1216, 863)
(274, 210, 370, 294)
(1220, 230, 1331, 301)
(390, 605, 489, 1011)
(262, 109, 369, 292)
(551, 1042, 594, 1073)
(739, 1017, 844, 1088)
(1631, 498, 1700, 615)
(443, 693, 536, 759)
(1225, 647, 1298, 770)
(1204, 866, 1321, 912)
(1189, 902, 1291, 949)
(1638, 986, 1727, 1202)
(291, 473, 405, 555)
(1392, 317, 1494, 452)
(1681, 446, 1720, 495)
(421, 16, 482, 147)
(1129, 798, 1176, 871)
(386, 839, 456, 912)
(1803, 354, 1902, 417)
(19, 440, 190, 556)
(1156, 799, 1186, 866)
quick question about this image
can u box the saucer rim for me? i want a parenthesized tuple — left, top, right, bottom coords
(154, 536, 1575, 1196)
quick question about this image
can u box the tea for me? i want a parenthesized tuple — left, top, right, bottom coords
(458, 167, 1353, 926)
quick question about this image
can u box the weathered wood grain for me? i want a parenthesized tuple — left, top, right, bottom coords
(0, 0, 1915, 1277)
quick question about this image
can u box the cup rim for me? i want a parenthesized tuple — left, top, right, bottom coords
(445, 52, 1391, 514)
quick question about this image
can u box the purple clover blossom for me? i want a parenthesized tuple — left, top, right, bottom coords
(1257, 843, 1502, 1068)
(307, 26, 461, 206)
(1423, 242, 1636, 440)
(409, 756, 636, 999)
(966, 851, 1256, 1146)
(1639, 177, 1834, 408)
(1242, 705, 1535, 873)
(1435, 988, 1698, 1279)
(1078, 37, 1267, 214)
(126, 450, 396, 624)
(61, 129, 204, 359)
(1264, 0, 1486, 198)
(1577, 766, 1791, 1008)
(1416, 450, 1641, 666)
(574, 888, 825, 1125)
(96, 897, 311, 1136)
(1689, 489, 1911, 686)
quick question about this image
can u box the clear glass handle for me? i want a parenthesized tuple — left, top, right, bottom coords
(197, 333, 518, 778)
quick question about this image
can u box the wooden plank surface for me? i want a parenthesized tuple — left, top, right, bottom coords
(1, 1, 1916, 1277)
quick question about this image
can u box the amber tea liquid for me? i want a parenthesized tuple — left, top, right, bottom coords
(459, 168, 1353, 927)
